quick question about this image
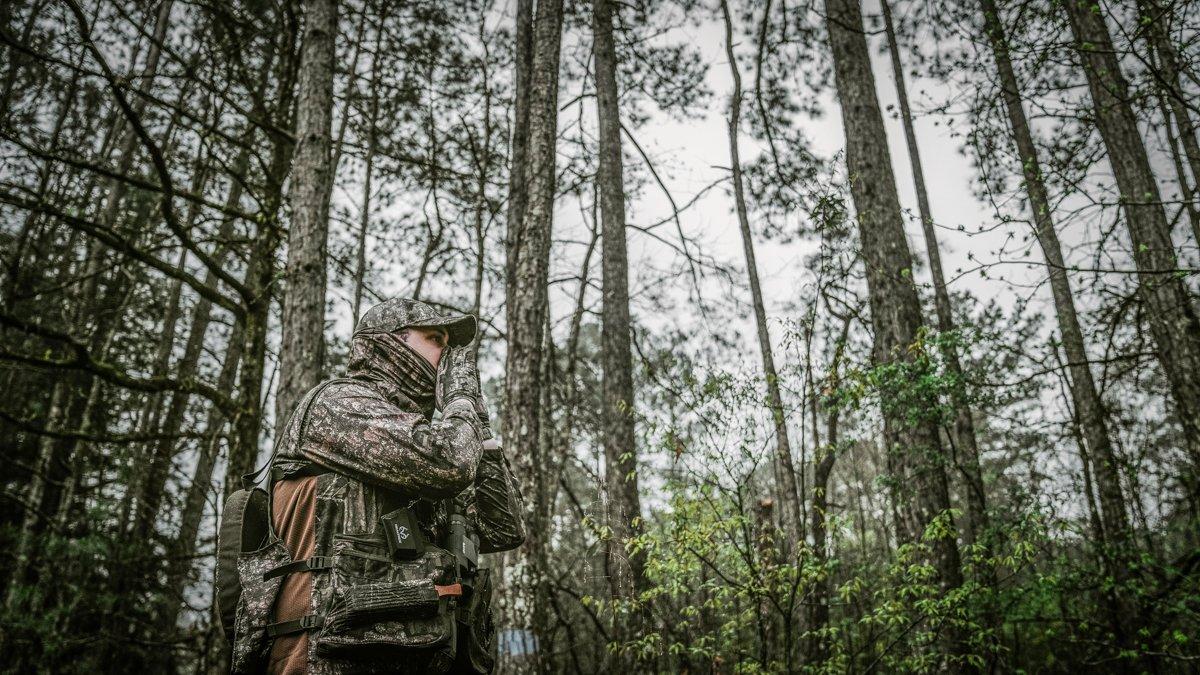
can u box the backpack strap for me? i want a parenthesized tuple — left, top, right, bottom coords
(241, 377, 355, 491)
(215, 486, 270, 645)
(264, 614, 325, 638)
(263, 556, 333, 581)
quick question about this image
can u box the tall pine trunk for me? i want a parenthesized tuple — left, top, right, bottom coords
(979, 0, 1139, 642)
(277, 0, 336, 427)
(824, 0, 965, 659)
(1134, 0, 1200, 193)
(351, 25, 381, 325)
(1061, 0, 1200, 512)
(592, 0, 647, 606)
(720, 0, 803, 549)
(227, 19, 301, 495)
(805, 314, 850, 664)
(501, 0, 563, 670)
(159, 326, 245, 631)
(880, 0, 990, 550)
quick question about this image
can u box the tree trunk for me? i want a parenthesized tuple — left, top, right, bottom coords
(0, 0, 50, 121)
(3, 58, 79, 308)
(1134, 0, 1200, 193)
(501, 0, 563, 670)
(229, 192, 284, 494)
(351, 25, 381, 325)
(133, 141, 251, 635)
(720, 0, 803, 549)
(880, 0, 991, 550)
(503, 0, 533, 301)
(979, 0, 1139, 642)
(592, 0, 647, 606)
(754, 497, 776, 666)
(823, 0, 965, 659)
(1062, 0, 1200, 510)
(228, 21, 301, 495)
(1157, 91, 1200, 245)
(277, 0, 336, 429)
(3, 383, 67, 611)
(805, 314, 850, 664)
(160, 326, 244, 630)
(119, 252, 189, 537)
(327, 0, 372, 196)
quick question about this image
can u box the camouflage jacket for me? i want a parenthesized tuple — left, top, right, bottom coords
(267, 366, 525, 672)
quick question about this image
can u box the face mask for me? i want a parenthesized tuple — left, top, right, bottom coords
(348, 330, 437, 406)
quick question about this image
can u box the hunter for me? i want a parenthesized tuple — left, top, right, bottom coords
(229, 298, 525, 674)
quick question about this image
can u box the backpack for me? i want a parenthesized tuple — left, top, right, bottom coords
(213, 378, 345, 649)
(215, 485, 270, 645)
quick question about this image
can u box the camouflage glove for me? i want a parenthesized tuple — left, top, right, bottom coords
(474, 394, 495, 441)
(436, 343, 487, 432)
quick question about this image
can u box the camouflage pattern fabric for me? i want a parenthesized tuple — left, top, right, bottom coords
(435, 346, 482, 413)
(348, 331, 437, 414)
(455, 567, 497, 673)
(315, 535, 458, 656)
(467, 444, 526, 553)
(252, 297, 524, 673)
(355, 298, 477, 347)
(230, 539, 292, 674)
(288, 379, 483, 497)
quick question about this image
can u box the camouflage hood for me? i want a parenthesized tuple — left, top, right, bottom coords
(348, 298, 478, 414)
(347, 333, 437, 413)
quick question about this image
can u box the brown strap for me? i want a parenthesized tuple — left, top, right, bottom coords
(435, 583, 463, 598)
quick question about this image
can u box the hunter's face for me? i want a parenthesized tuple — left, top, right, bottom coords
(402, 326, 450, 369)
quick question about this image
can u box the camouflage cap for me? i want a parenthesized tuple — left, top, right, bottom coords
(354, 298, 477, 347)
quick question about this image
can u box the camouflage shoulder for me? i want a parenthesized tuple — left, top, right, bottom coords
(309, 377, 383, 405)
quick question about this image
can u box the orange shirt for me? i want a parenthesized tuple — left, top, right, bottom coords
(267, 476, 318, 675)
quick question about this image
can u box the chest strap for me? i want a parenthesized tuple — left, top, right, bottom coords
(264, 613, 324, 638)
(263, 556, 333, 581)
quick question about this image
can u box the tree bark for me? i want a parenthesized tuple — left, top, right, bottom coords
(979, 0, 1139, 642)
(3, 383, 67, 611)
(351, 25, 381, 325)
(119, 252, 189, 537)
(823, 0, 965, 659)
(1134, 0, 1200, 193)
(1157, 91, 1200, 245)
(1062, 0, 1200, 508)
(160, 324, 244, 630)
(277, 0, 336, 428)
(501, 0, 563, 670)
(327, 0, 372, 198)
(805, 313, 850, 664)
(503, 0, 534, 301)
(0, 0, 50, 121)
(129, 141, 250, 635)
(3, 57, 79, 308)
(228, 21, 301, 497)
(880, 0, 991, 551)
(720, 0, 803, 549)
(592, 0, 647, 606)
